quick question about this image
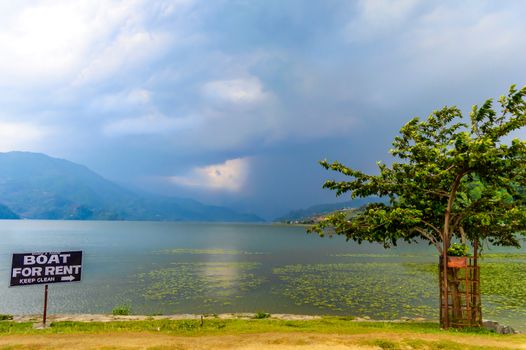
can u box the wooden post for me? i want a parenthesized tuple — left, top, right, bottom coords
(473, 240, 480, 326)
(442, 237, 449, 329)
(43, 284, 49, 326)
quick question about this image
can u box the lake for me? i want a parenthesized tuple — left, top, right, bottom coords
(0, 220, 524, 330)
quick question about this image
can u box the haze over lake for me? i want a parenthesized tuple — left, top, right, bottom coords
(0, 220, 524, 331)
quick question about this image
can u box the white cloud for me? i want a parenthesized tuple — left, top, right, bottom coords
(340, 1, 526, 111)
(409, 7, 524, 61)
(0, 1, 179, 87)
(169, 158, 250, 192)
(0, 121, 51, 152)
(94, 88, 151, 111)
(347, 2, 526, 70)
(74, 30, 171, 85)
(345, 0, 420, 42)
(156, 0, 197, 17)
(103, 113, 198, 136)
(202, 77, 270, 106)
(0, 1, 92, 83)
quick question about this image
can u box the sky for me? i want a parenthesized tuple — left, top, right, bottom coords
(1, 0, 526, 219)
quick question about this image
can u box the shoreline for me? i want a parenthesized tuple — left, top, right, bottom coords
(6, 313, 522, 335)
(9, 313, 428, 323)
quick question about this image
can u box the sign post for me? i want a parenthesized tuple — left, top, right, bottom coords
(10, 251, 83, 326)
(43, 284, 49, 326)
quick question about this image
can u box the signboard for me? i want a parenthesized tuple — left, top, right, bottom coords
(10, 251, 82, 287)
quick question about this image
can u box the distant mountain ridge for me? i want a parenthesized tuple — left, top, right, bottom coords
(0, 203, 19, 219)
(0, 151, 262, 222)
(275, 198, 378, 223)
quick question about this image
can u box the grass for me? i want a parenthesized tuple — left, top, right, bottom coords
(0, 318, 516, 336)
(361, 338, 519, 350)
(111, 305, 132, 316)
(0, 319, 524, 350)
(253, 311, 271, 319)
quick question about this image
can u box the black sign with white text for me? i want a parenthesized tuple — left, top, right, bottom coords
(10, 251, 82, 287)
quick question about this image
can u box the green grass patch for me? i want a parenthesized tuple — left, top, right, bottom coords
(253, 312, 271, 319)
(0, 318, 520, 338)
(0, 322, 34, 334)
(362, 338, 515, 350)
(112, 305, 131, 316)
(370, 339, 399, 349)
(0, 319, 524, 350)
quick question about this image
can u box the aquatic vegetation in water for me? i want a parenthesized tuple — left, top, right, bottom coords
(330, 253, 422, 258)
(137, 262, 264, 307)
(400, 260, 526, 324)
(479, 253, 526, 260)
(409, 261, 526, 301)
(133, 250, 525, 328)
(272, 259, 526, 324)
(273, 263, 436, 320)
(156, 248, 266, 255)
(479, 262, 526, 324)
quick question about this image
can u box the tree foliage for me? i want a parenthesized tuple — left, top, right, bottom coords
(311, 85, 526, 254)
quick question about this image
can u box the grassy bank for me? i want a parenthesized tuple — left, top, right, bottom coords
(0, 318, 525, 349)
(0, 317, 490, 336)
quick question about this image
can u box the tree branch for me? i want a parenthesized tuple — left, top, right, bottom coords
(414, 227, 442, 254)
(443, 168, 472, 242)
(459, 226, 466, 244)
(420, 219, 442, 236)
(428, 165, 456, 178)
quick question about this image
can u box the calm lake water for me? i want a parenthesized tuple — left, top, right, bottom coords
(0, 220, 524, 330)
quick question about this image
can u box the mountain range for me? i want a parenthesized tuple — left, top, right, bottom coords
(275, 198, 378, 223)
(0, 152, 262, 222)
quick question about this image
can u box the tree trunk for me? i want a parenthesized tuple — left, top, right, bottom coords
(448, 268, 463, 323)
(441, 168, 469, 328)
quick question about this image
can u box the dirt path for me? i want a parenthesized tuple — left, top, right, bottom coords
(0, 332, 525, 350)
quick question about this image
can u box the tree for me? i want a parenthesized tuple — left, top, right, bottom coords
(310, 85, 526, 328)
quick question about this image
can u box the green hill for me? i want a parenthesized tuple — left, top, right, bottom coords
(0, 152, 262, 222)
